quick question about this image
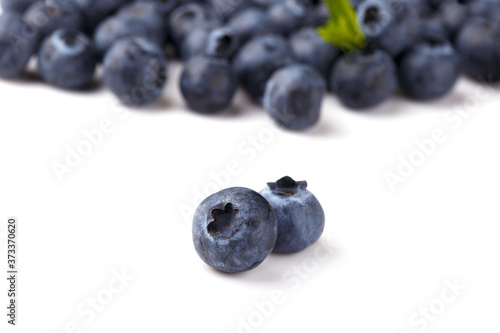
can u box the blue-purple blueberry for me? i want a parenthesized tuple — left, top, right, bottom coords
(0, 14, 40, 78)
(103, 37, 167, 106)
(233, 34, 295, 102)
(192, 187, 277, 273)
(399, 36, 460, 100)
(331, 48, 396, 109)
(260, 176, 325, 254)
(264, 64, 325, 130)
(180, 55, 236, 114)
(38, 29, 96, 89)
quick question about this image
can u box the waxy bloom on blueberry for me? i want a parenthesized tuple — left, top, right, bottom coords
(192, 187, 277, 273)
(260, 176, 325, 254)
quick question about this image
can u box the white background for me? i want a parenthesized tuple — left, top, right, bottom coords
(1, 59, 500, 333)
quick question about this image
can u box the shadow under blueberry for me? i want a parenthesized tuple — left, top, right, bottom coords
(206, 238, 340, 285)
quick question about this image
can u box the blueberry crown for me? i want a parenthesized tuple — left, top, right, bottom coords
(267, 176, 307, 195)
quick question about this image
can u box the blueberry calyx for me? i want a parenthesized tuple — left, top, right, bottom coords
(267, 176, 307, 195)
(207, 203, 239, 238)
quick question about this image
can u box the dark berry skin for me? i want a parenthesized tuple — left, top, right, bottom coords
(264, 65, 325, 131)
(38, 29, 96, 89)
(0, 14, 40, 78)
(209, 0, 253, 21)
(455, 17, 500, 82)
(357, 0, 419, 57)
(23, 0, 84, 39)
(168, 3, 220, 49)
(289, 27, 339, 86)
(438, 0, 468, 39)
(205, 26, 238, 59)
(233, 34, 296, 102)
(399, 37, 460, 100)
(260, 177, 325, 254)
(192, 187, 277, 273)
(267, 0, 311, 36)
(103, 37, 167, 106)
(135, 0, 180, 16)
(331, 48, 397, 110)
(75, 0, 131, 32)
(180, 56, 237, 114)
(180, 27, 216, 60)
(94, 2, 165, 56)
(1, 0, 37, 13)
(227, 7, 277, 47)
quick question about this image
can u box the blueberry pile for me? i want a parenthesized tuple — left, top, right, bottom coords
(1, 0, 500, 131)
(193, 176, 325, 273)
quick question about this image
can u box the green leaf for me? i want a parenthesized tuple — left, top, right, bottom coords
(317, 0, 366, 53)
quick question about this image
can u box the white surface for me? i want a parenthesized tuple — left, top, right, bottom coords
(1, 62, 500, 333)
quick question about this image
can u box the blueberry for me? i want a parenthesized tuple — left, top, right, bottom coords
(233, 34, 295, 102)
(264, 65, 325, 130)
(38, 29, 96, 89)
(1, 0, 37, 13)
(180, 55, 237, 114)
(438, 0, 468, 39)
(103, 37, 167, 106)
(357, 0, 419, 57)
(455, 17, 500, 82)
(468, 0, 500, 20)
(205, 26, 238, 58)
(260, 176, 325, 254)
(302, 1, 330, 28)
(267, 0, 311, 36)
(169, 3, 220, 49)
(75, 0, 131, 32)
(180, 26, 219, 60)
(399, 36, 460, 100)
(209, 0, 253, 21)
(93, 2, 164, 56)
(227, 7, 277, 47)
(331, 48, 397, 109)
(289, 27, 339, 85)
(192, 187, 277, 273)
(23, 0, 84, 39)
(135, 0, 180, 16)
(0, 15, 40, 78)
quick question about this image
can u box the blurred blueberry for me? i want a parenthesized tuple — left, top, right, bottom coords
(357, 0, 419, 57)
(169, 2, 220, 49)
(233, 34, 295, 102)
(0, 15, 40, 78)
(455, 16, 500, 82)
(23, 0, 84, 39)
(94, 2, 164, 56)
(331, 48, 397, 109)
(180, 55, 236, 114)
(289, 27, 339, 85)
(227, 7, 277, 46)
(1, 0, 37, 13)
(205, 26, 238, 58)
(267, 0, 311, 36)
(75, 0, 131, 32)
(264, 64, 325, 130)
(399, 36, 460, 100)
(38, 29, 96, 88)
(103, 37, 167, 105)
